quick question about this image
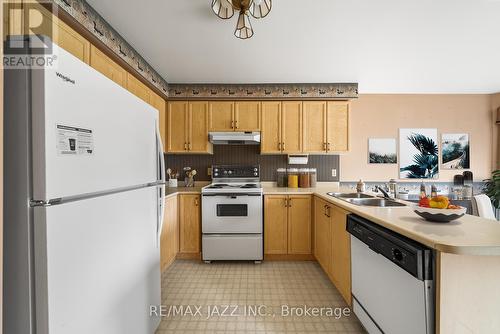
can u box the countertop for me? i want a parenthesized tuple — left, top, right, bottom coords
(164, 183, 500, 256)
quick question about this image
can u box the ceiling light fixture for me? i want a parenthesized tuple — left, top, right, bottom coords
(211, 0, 272, 39)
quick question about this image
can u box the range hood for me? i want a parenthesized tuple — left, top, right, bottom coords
(209, 131, 261, 145)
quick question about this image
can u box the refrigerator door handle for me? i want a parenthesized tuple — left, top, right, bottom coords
(155, 123, 166, 247)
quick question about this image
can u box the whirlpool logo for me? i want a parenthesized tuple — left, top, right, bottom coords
(56, 72, 75, 85)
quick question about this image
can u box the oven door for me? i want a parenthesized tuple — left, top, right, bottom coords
(202, 193, 262, 234)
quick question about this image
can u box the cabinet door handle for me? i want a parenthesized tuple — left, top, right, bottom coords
(195, 198, 199, 206)
(288, 198, 292, 207)
(327, 142, 331, 151)
(231, 120, 234, 129)
(326, 206, 331, 218)
(235, 120, 238, 129)
(188, 142, 192, 150)
(284, 198, 288, 207)
(282, 142, 285, 151)
(324, 205, 327, 216)
(323, 142, 327, 150)
(184, 142, 187, 150)
(278, 142, 281, 151)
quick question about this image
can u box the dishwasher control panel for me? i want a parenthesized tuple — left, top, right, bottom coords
(347, 214, 432, 281)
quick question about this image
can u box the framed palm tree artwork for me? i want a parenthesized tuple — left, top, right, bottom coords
(399, 128, 439, 179)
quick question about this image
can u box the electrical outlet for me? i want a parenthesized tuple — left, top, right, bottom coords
(331, 169, 337, 177)
(207, 167, 212, 176)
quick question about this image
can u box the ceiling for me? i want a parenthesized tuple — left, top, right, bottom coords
(86, 0, 500, 93)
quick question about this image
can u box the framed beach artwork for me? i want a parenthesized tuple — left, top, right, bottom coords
(368, 138, 397, 164)
(399, 128, 439, 179)
(441, 133, 470, 169)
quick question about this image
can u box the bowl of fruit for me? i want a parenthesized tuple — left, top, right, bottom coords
(414, 196, 467, 222)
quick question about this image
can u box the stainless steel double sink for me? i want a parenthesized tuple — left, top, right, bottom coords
(327, 192, 407, 207)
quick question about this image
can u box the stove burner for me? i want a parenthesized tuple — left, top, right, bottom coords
(207, 183, 259, 189)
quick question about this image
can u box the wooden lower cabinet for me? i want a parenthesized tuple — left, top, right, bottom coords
(329, 205, 351, 305)
(264, 195, 288, 254)
(160, 195, 178, 271)
(179, 194, 201, 255)
(264, 195, 312, 256)
(288, 195, 312, 254)
(314, 196, 352, 306)
(314, 197, 332, 273)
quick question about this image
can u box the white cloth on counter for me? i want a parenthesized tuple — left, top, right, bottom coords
(473, 194, 497, 220)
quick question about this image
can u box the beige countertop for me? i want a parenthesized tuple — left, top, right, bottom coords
(164, 183, 500, 255)
(262, 184, 500, 256)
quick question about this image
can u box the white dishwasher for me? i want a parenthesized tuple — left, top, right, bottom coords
(347, 214, 434, 334)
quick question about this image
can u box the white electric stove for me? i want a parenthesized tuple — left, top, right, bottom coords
(201, 165, 263, 262)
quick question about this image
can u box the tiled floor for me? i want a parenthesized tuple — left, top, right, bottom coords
(156, 260, 366, 334)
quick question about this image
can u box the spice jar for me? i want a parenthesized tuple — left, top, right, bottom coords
(276, 168, 287, 187)
(299, 168, 311, 188)
(287, 168, 299, 188)
(309, 168, 317, 187)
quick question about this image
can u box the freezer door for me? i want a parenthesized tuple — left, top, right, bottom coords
(33, 187, 160, 334)
(32, 45, 159, 200)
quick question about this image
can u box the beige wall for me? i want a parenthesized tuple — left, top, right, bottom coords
(341, 94, 494, 182)
(491, 93, 500, 170)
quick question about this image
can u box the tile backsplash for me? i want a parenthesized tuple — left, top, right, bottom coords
(164, 145, 340, 182)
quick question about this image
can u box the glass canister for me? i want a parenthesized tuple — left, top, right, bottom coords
(299, 168, 311, 188)
(276, 168, 287, 187)
(309, 168, 317, 187)
(287, 168, 299, 188)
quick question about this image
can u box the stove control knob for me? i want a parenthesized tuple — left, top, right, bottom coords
(214, 168, 218, 172)
(254, 168, 258, 172)
(228, 171, 233, 175)
(214, 173, 218, 177)
(254, 172, 258, 176)
(224, 171, 228, 174)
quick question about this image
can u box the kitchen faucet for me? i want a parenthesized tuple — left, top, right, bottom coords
(375, 185, 391, 199)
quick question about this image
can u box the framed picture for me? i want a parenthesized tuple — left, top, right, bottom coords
(399, 128, 438, 179)
(368, 138, 397, 164)
(441, 133, 470, 169)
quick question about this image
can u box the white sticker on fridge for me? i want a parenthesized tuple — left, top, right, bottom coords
(56, 124, 94, 155)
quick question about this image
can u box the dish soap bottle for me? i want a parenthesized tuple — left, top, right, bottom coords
(419, 182, 427, 199)
(356, 180, 366, 193)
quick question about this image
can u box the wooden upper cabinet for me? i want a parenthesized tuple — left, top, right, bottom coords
(189, 101, 211, 153)
(327, 101, 349, 152)
(330, 205, 351, 305)
(90, 45, 126, 87)
(150, 91, 166, 151)
(303, 101, 327, 153)
(314, 197, 332, 274)
(3, 0, 23, 39)
(126, 73, 150, 104)
(282, 101, 303, 153)
(55, 19, 91, 64)
(287, 195, 311, 254)
(264, 195, 288, 254)
(208, 101, 234, 131)
(261, 102, 282, 154)
(167, 101, 188, 153)
(15, 2, 90, 63)
(234, 101, 260, 131)
(179, 194, 201, 254)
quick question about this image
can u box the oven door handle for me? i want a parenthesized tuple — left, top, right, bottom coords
(202, 193, 262, 197)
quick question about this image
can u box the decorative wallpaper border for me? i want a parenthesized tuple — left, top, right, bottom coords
(52, 0, 169, 96)
(168, 83, 358, 100)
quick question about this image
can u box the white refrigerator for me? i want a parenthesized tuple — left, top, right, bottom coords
(4, 39, 165, 334)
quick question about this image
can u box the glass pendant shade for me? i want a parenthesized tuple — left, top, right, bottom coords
(249, 0, 272, 19)
(212, 0, 234, 19)
(234, 11, 254, 39)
